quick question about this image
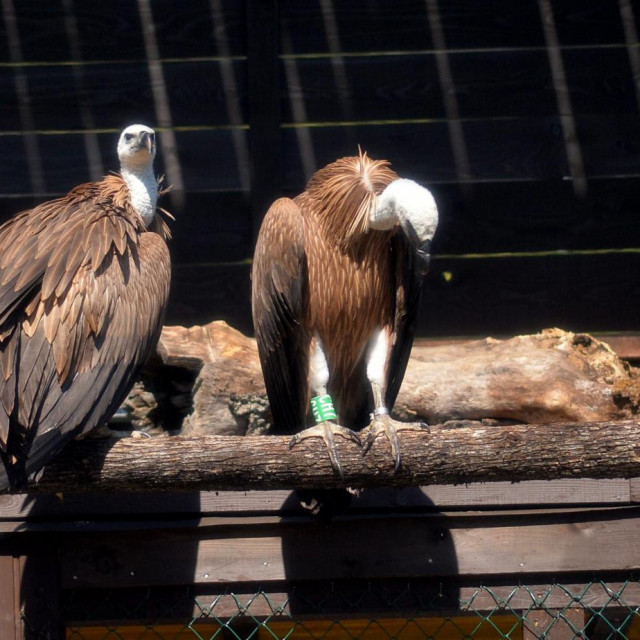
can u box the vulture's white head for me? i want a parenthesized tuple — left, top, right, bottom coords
(370, 178, 439, 271)
(118, 124, 156, 169)
(117, 124, 158, 227)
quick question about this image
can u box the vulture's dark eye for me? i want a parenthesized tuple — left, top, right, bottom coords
(124, 133, 134, 141)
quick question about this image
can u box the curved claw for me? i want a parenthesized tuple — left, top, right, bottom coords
(289, 422, 361, 478)
(362, 416, 429, 471)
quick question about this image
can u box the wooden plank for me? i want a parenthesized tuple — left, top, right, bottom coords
(523, 608, 585, 640)
(63, 625, 222, 640)
(0, 555, 19, 640)
(19, 551, 64, 639)
(0, 480, 631, 521)
(602, 334, 640, 362)
(264, 616, 521, 640)
(57, 508, 640, 588)
(629, 478, 640, 503)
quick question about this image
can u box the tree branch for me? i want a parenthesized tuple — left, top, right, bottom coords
(12, 419, 640, 493)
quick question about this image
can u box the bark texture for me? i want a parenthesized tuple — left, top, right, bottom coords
(124, 322, 640, 436)
(17, 420, 640, 493)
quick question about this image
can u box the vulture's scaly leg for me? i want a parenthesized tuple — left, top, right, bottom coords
(362, 329, 428, 470)
(289, 336, 360, 476)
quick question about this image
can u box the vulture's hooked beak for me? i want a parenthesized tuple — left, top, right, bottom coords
(400, 219, 432, 274)
(416, 239, 431, 274)
(140, 131, 154, 154)
(417, 239, 431, 267)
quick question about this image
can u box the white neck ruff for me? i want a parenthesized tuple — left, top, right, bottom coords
(121, 166, 158, 228)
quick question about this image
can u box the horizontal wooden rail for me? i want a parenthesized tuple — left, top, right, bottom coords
(5, 419, 640, 493)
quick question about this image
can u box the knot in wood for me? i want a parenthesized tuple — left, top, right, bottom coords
(504, 430, 523, 446)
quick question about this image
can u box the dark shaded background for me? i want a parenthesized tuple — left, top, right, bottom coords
(1, 0, 639, 337)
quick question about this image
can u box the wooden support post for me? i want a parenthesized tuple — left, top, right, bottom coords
(246, 0, 282, 243)
(18, 549, 64, 639)
(0, 540, 64, 640)
(0, 555, 20, 640)
(523, 608, 586, 640)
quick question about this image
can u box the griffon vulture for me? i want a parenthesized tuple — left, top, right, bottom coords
(252, 151, 438, 475)
(0, 124, 171, 490)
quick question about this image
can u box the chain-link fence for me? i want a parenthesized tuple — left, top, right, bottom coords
(21, 578, 640, 639)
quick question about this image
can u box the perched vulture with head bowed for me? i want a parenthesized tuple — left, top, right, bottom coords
(0, 124, 171, 490)
(252, 150, 438, 478)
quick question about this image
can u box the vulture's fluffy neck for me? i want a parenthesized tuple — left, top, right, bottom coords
(121, 164, 157, 228)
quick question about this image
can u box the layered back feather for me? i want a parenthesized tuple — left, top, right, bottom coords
(0, 173, 171, 489)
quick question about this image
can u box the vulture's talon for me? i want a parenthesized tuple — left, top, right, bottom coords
(362, 414, 429, 470)
(288, 421, 360, 476)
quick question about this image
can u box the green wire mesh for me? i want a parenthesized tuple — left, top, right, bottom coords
(22, 578, 640, 640)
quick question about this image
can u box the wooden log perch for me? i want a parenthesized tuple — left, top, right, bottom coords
(126, 322, 640, 437)
(4, 322, 639, 494)
(17, 419, 640, 493)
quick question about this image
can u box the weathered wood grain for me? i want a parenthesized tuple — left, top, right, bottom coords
(4, 417, 640, 494)
(144, 323, 640, 436)
(0, 479, 631, 521)
(523, 608, 585, 640)
(0, 555, 19, 640)
(56, 506, 640, 588)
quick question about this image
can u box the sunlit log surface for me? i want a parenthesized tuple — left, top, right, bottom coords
(7, 419, 640, 493)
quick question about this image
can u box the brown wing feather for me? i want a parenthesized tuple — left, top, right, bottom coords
(251, 198, 310, 435)
(0, 175, 170, 489)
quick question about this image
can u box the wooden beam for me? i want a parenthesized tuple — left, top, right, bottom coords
(18, 552, 64, 639)
(7, 420, 640, 494)
(523, 608, 585, 640)
(0, 555, 19, 640)
(56, 507, 640, 588)
(0, 479, 632, 521)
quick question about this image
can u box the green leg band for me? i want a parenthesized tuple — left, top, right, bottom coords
(311, 394, 337, 423)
